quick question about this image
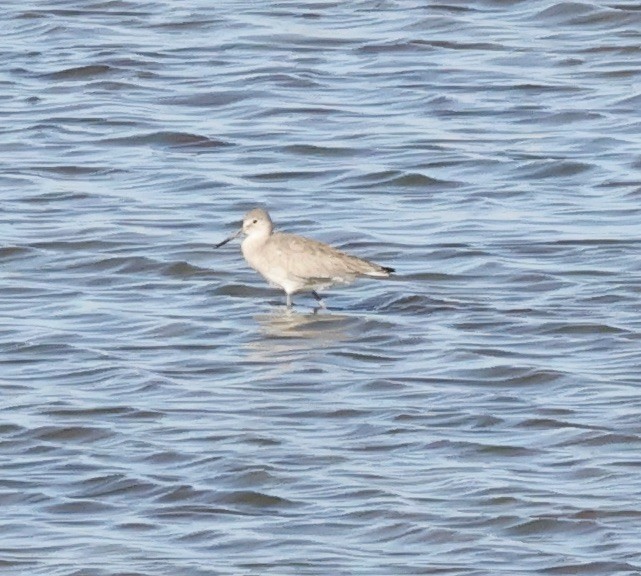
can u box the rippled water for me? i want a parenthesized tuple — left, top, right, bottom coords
(2, 1, 641, 574)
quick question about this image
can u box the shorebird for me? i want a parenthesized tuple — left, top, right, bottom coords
(215, 208, 394, 308)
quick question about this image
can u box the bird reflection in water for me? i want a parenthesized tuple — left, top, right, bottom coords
(244, 309, 353, 363)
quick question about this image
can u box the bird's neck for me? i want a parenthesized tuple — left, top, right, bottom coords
(242, 230, 269, 253)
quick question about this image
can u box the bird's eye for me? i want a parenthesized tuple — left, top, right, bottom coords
(252, 219, 258, 224)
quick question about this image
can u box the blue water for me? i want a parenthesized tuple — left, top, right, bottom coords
(2, 1, 641, 574)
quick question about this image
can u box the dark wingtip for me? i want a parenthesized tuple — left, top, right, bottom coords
(382, 266, 395, 275)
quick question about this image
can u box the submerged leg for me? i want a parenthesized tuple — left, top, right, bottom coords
(286, 293, 293, 308)
(311, 291, 327, 309)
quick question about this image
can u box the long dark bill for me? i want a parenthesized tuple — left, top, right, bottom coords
(214, 228, 242, 248)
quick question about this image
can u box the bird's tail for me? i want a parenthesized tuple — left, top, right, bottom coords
(363, 265, 394, 278)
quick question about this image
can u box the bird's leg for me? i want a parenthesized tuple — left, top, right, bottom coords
(286, 293, 293, 308)
(311, 291, 326, 309)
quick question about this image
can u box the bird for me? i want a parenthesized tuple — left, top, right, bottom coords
(214, 208, 394, 308)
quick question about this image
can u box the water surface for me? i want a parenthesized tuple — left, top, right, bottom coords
(2, 1, 641, 574)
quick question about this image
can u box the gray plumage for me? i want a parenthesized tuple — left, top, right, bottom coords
(215, 208, 394, 308)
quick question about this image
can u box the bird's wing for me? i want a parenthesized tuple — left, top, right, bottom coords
(268, 233, 371, 281)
